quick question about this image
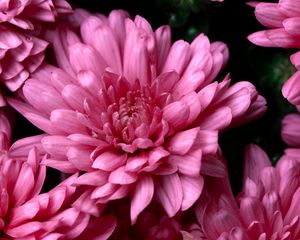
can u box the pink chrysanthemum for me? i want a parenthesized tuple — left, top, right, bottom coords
(0, 0, 72, 30)
(248, 0, 300, 106)
(0, 110, 116, 239)
(198, 144, 300, 239)
(10, 9, 266, 223)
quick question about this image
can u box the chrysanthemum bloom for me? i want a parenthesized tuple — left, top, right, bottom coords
(198, 144, 300, 239)
(248, 0, 300, 106)
(10, 9, 266, 223)
(0, 110, 116, 239)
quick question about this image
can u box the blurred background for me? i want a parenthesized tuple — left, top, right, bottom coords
(16, 0, 297, 193)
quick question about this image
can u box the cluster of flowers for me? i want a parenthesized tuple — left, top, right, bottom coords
(0, 0, 299, 239)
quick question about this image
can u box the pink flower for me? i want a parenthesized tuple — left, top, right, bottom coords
(248, 0, 300, 106)
(0, 0, 72, 30)
(10, 9, 266, 223)
(0, 110, 116, 239)
(198, 144, 300, 239)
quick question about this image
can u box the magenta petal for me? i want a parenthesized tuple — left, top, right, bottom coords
(169, 149, 202, 177)
(109, 166, 138, 185)
(5, 221, 42, 238)
(13, 163, 34, 205)
(9, 201, 39, 226)
(282, 71, 300, 105)
(92, 151, 127, 171)
(67, 146, 93, 171)
(155, 173, 183, 217)
(130, 175, 154, 224)
(166, 127, 200, 155)
(255, 3, 285, 28)
(69, 42, 107, 77)
(50, 109, 88, 134)
(248, 31, 275, 47)
(148, 147, 170, 165)
(155, 25, 171, 72)
(244, 144, 271, 183)
(196, 130, 218, 155)
(283, 17, 300, 36)
(181, 175, 204, 211)
(162, 101, 189, 132)
(74, 171, 108, 186)
(199, 106, 232, 131)
(42, 135, 74, 158)
(282, 114, 300, 146)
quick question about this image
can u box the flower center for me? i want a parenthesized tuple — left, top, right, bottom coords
(98, 85, 164, 153)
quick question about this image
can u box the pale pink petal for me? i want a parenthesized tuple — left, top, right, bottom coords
(130, 175, 154, 223)
(244, 144, 271, 183)
(92, 151, 127, 171)
(166, 127, 200, 155)
(155, 173, 183, 217)
(109, 166, 138, 185)
(181, 175, 204, 211)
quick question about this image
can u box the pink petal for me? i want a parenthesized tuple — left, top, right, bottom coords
(282, 71, 300, 105)
(6, 222, 42, 237)
(162, 101, 189, 133)
(130, 175, 154, 224)
(125, 153, 148, 172)
(166, 127, 200, 155)
(201, 154, 227, 177)
(278, 0, 300, 17)
(148, 147, 170, 165)
(67, 146, 93, 171)
(92, 151, 127, 171)
(283, 17, 300, 36)
(198, 106, 232, 131)
(13, 163, 34, 205)
(42, 158, 77, 173)
(50, 109, 88, 134)
(155, 25, 171, 73)
(244, 144, 271, 183)
(42, 136, 74, 158)
(180, 92, 202, 125)
(169, 149, 202, 177)
(196, 130, 218, 155)
(9, 201, 39, 226)
(181, 175, 204, 211)
(255, 3, 285, 28)
(155, 173, 183, 217)
(74, 171, 108, 186)
(282, 114, 300, 146)
(173, 68, 205, 97)
(162, 40, 191, 76)
(109, 166, 138, 185)
(123, 23, 151, 86)
(248, 31, 276, 47)
(69, 43, 107, 78)
(61, 84, 91, 112)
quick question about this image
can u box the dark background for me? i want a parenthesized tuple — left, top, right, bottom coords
(16, 0, 297, 193)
